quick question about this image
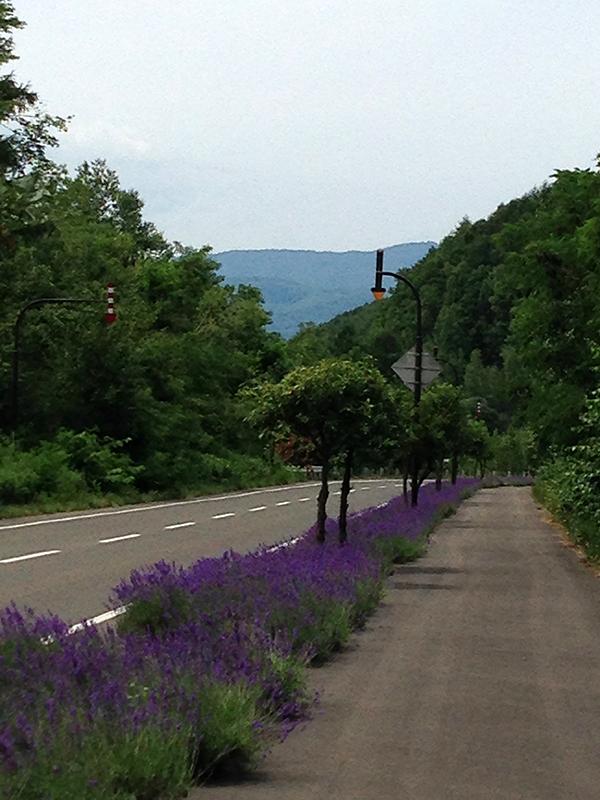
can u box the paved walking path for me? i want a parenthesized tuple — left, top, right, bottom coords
(192, 488, 600, 799)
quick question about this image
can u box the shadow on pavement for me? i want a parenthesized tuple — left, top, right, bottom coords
(389, 582, 460, 591)
(394, 566, 464, 575)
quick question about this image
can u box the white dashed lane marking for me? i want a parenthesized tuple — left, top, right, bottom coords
(98, 534, 141, 544)
(0, 550, 61, 564)
(298, 498, 311, 502)
(164, 521, 196, 530)
(212, 513, 236, 520)
(276, 501, 291, 507)
(248, 506, 267, 512)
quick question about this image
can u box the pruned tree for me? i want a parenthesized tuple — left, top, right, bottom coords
(243, 358, 400, 544)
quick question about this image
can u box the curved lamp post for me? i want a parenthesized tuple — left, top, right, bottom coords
(371, 248, 424, 504)
(371, 249, 423, 404)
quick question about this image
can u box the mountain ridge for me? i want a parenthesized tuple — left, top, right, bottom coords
(213, 241, 436, 338)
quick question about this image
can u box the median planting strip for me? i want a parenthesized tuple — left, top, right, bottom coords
(0, 479, 480, 798)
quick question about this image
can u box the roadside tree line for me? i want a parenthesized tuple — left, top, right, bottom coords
(242, 357, 490, 543)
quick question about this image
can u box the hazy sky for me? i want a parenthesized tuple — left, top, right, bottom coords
(11, 0, 600, 252)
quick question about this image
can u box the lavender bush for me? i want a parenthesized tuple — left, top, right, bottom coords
(0, 478, 479, 798)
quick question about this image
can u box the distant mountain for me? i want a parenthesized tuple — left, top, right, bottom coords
(213, 242, 436, 338)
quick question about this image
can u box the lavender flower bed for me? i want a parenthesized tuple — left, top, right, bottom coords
(0, 478, 478, 798)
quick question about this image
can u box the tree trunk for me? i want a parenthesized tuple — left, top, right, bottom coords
(410, 454, 420, 507)
(451, 451, 458, 484)
(338, 449, 354, 545)
(435, 456, 443, 491)
(316, 458, 330, 543)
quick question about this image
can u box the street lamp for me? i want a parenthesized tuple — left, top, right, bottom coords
(371, 249, 423, 404)
(11, 287, 116, 429)
(371, 248, 425, 505)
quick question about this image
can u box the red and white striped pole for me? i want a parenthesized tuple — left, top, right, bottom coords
(106, 282, 116, 324)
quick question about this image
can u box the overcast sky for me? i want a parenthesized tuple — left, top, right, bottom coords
(11, 0, 600, 252)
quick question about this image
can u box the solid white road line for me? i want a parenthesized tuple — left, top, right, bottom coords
(212, 512, 236, 520)
(68, 605, 129, 634)
(276, 501, 291, 506)
(164, 521, 196, 530)
(98, 534, 141, 544)
(248, 506, 267, 512)
(0, 549, 61, 564)
(265, 536, 301, 553)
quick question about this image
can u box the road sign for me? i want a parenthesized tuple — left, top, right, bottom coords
(392, 347, 441, 393)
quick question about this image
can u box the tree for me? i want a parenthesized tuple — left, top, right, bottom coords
(412, 382, 469, 492)
(0, 2, 68, 180)
(243, 358, 400, 544)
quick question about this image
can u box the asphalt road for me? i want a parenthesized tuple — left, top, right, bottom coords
(0, 478, 403, 624)
(193, 487, 600, 800)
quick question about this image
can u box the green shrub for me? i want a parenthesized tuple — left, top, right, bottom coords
(0, 440, 85, 505)
(117, 588, 194, 637)
(55, 429, 143, 494)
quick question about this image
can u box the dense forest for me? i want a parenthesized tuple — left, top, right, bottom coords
(2, 3, 600, 558)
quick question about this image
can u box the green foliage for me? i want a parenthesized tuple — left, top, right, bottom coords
(376, 535, 427, 572)
(416, 382, 466, 461)
(0, 432, 144, 508)
(0, 438, 84, 504)
(117, 588, 194, 637)
(534, 380, 600, 562)
(55, 429, 142, 493)
(243, 358, 398, 461)
(488, 428, 535, 475)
